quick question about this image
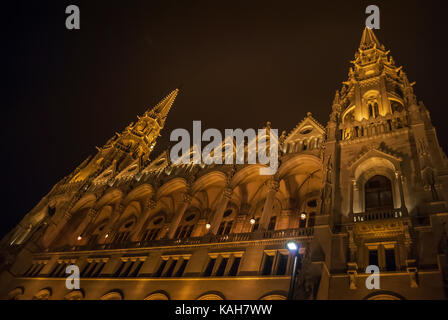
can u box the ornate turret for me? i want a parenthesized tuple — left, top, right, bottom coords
(70, 89, 179, 183)
(331, 27, 418, 141)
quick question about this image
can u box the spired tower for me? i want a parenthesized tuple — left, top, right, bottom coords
(324, 27, 448, 292)
(4, 89, 179, 250)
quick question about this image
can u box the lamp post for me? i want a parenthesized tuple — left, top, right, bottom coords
(286, 241, 300, 300)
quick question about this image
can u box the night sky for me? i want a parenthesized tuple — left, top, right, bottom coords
(2, 0, 448, 238)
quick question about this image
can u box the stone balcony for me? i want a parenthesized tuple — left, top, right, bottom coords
(352, 208, 404, 222)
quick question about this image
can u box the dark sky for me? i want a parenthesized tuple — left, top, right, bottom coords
(1, 0, 448, 238)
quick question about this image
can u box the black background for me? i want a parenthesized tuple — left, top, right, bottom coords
(1, 0, 448, 238)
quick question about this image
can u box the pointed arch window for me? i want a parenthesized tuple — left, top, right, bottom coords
(113, 219, 135, 244)
(142, 215, 165, 242)
(365, 175, 393, 210)
(174, 209, 199, 239)
(217, 208, 235, 235)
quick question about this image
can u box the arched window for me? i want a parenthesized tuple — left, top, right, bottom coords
(217, 208, 235, 235)
(365, 175, 393, 210)
(298, 198, 318, 228)
(113, 219, 135, 244)
(175, 209, 199, 239)
(142, 215, 165, 241)
(368, 103, 374, 118)
(374, 103, 379, 117)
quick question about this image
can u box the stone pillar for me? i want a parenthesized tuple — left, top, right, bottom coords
(233, 214, 247, 233)
(192, 218, 207, 237)
(349, 179, 355, 216)
(130, 198, 157, 241)
(395, 171, 408, 215)
(259, 179, 279, 230)
(167, 193, 192, 239)
(71, 208, 98, 245)
(353, 180, 360, 213)
(210, 187, 233, 235)
(278, 209, 292, 230)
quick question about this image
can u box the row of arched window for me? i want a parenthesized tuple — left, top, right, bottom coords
(84, 201, 319, 247)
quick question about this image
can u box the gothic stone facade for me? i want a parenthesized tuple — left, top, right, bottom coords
(1, 27, 448, 300)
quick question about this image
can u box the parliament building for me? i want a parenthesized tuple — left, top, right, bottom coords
(1, 27, 448, 300)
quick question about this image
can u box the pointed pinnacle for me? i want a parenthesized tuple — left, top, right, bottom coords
(360, 26, 382, 50)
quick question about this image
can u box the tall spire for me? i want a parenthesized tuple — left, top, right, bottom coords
(146, 88, 179, 127)
(69, 89, 179, 183)
(332, 27, 416, 130)
(359, 26, 382, 50)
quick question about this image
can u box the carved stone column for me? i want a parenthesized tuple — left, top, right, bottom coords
(167, 192, 192, 239)
(210, 187, 233, 235)
(395, 171, 408, 215)
(130, 197, 157, 241)
(352, 180, 360, 213)
(278, 209, 292, 230)
(233, 214, 248, 233)
(347, 226, 358, 262)
(259, 179, 279, 230)
(192, 218, 207, 237)
(349, 179, 355, 217)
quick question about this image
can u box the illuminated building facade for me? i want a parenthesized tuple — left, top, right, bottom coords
(1, 27, 447, 300)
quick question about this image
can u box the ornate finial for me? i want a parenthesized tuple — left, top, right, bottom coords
(306, 112, 312, 117)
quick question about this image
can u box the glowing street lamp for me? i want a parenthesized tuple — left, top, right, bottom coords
(250, 218, 256, 225)
(205, 223, 211, 230)
(77, 236, 82, 241)
(286, 241, 301, 300)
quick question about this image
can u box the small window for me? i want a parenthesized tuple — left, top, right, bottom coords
(215, 258, 228, 276)
(262, 254, 274, 275)
(223, 209, 233, 218)
(252, 218, 260, 231)
(185, 214, 196, 222)
(385, 249, 396, 271)
(276, 254, 288, 275)
(153, 260, 167, 277)
(300, 127, 312, 135)
(228, 257, 241, 276)
(307, 199, 317, 207)
(124, 221, 133, 228)
(204, 258, 216, 277)
(369, 250, 379, 267)
(153, 217, 163, 225)
(175, 259, 188, 277)
(131, 261, 144, 277)
(223, 221, 233, 235)
(268, 216, 277, 231)
(164, 260, 177, 277)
